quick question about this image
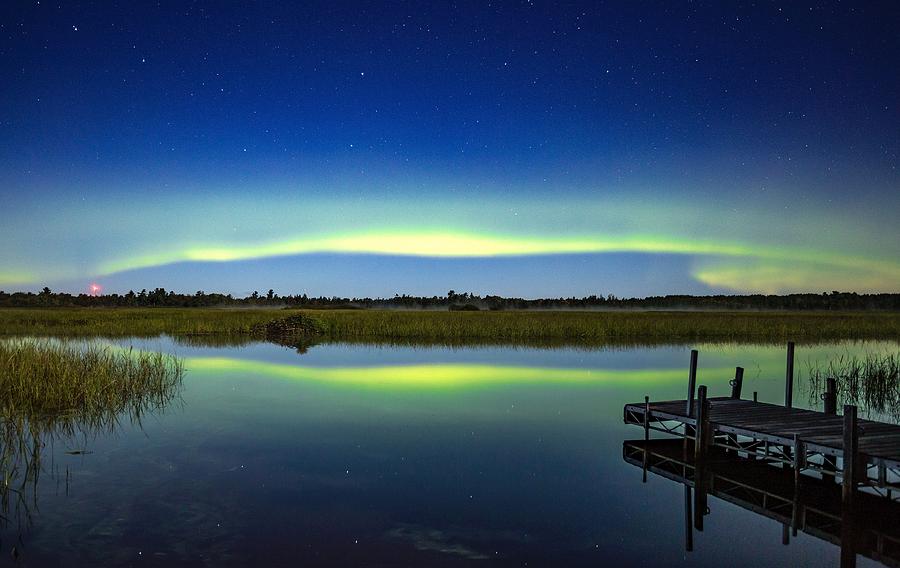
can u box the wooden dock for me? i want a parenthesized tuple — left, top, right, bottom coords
(622, 345, 900, 567)
(623, 345, 900, 492)
(623, 439, 900, 567)
(625, 397, 900, 473)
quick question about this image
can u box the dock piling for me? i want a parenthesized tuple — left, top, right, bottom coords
(684, 485, 693, 551)
(730, 367, 744, 400)
(824, 378, 837, 415)
(694, 386, 709, 462)
(842, 405, 859, 506)
(684, 350, 698, 446)
(692, 386, 710, 533)
(686, 350, 698, 417)
(643, 396, 650, 441)
(793, 433, 805, 488)
(841, 404, 859, 567)
(785, 342, 795, 408)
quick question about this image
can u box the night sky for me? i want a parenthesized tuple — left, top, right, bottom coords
(2, 1, 898, 297)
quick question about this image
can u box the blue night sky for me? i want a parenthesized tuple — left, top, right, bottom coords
(1, 1, 898, 297)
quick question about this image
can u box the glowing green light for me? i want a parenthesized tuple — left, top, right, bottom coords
(185, 357, 736, 389)
(95, 230, 899, 292)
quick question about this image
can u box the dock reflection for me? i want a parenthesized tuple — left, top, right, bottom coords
(623, 439, 900, 568)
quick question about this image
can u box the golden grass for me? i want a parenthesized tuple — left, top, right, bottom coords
(0, 308, 285, 337)
(0, 307, 897, 345)
(0, 339, 183, 422)
(302, 309, 900, 343)
(0, 339, 184, 528)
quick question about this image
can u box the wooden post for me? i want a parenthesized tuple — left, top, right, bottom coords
(792, 433, 804, 537)
(753, 391, 758, 403)
(643, 396, 651, 441)
(686, 350, 698, 416)
(840, 503, 857, 568)
(823, 378, 840, 481)
(642, 395, 650, 483)
(824, 378, 837, 415)
(785, 341, 795, 408)
(726, 367, 744, 454)
(694, 470, 706, 532)
(694, 386, 708, 462)
(782, 342, 796, 463)
(684, 350, 698, 447)
(842, 405, 858, 506)
(730, 366, 744, 399)
(793, 433, 804, 488)
(841, 406, 859, 568)
(642, 447, 648, 484)
(684, 485, 693, 552)
(692, 386, 710, 531)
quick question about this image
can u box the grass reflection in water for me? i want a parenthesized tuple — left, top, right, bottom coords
(0, 340, 183, 541)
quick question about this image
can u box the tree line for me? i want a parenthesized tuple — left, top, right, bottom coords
(0, 288, 898, 310)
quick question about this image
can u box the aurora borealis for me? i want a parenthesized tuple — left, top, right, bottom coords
(2, 2, 898, 296)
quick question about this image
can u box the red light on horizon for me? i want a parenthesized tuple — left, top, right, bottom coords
(89, 283, 103, 296)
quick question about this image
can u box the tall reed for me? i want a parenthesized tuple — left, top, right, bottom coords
(0, 339, 184, 532)
(805, 352, 900, 419)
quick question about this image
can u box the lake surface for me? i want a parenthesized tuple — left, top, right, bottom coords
(2, 338, 898, 567)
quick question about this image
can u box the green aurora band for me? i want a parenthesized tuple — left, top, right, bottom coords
(90, 230, 899, 294)
(3, 192, 898, 293)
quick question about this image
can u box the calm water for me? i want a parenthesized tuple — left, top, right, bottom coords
(2, 338, 898, 567)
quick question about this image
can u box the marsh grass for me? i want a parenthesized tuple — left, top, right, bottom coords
(805, 352, 900, 419)
(303, 309, 900, 344)
(0, 339, 183, 531)
(0, 308, 897, 346)
(0, 308, 286, 337)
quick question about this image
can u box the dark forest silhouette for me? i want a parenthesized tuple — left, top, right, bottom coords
(1, 288, 898, 311)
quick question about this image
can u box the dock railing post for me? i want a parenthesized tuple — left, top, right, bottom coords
(793, 433, 804, 536)
(684, 485, 693, 552)
(823, 377, 839, 481)
(686, 350, 698, 417)
(793, 433, 804, 488)
(782, 342, 796, 462)
(785, 341, 795, 408)
(730, 366, 744, 399)
(643, 396, 650, 441)
(694, 386, 709, 462)
(693, 385, 710, 532)
(726, 367, 744, 454)
(642, 396, 650, 483)
(824, 378, 837, 415)
(841, 405, 858, 568)
(842, 405, 859, 506)
(684, 350, 698, 446)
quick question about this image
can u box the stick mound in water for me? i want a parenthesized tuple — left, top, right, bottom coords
(250, 314, 322, 342)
